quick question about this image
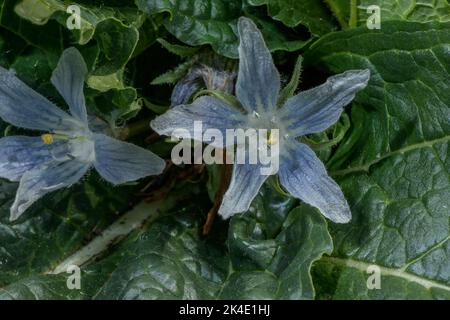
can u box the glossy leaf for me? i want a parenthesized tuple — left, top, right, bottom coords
(306, 21, 450, 299)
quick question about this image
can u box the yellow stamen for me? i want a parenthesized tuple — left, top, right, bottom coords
(41, 134, 54, 145)
(267, 130, 278, 146)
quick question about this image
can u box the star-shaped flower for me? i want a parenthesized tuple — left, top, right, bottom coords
(0, 48, 166, 221)
(151, 17, 370, 223)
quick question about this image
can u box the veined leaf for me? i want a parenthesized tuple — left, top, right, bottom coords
(4, 186, 333, 300)
(0, 0, 64, 54)
(135, 0, 308, 58)
(90, 186, 332, 300)
(0, 275, 87, 299)
(247, 0, 336, 35)
(357, 0, 450, 25)
(0, 176, 134, 288)
(326, 0, 450, 28)
(13, 0, 159, 94)
(305, 21, 450, 299)
(8, 0, 163, 120)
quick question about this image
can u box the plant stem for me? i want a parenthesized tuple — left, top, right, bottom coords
(118, 118, 152, 140)
(324, 0, 349, 29)
(349, 0, 358, 28)
(203, 151, 232, 235)
(49, 197, 178, 274)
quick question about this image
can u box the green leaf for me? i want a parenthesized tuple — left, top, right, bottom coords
(135, 0, 308, 58)
(223, 203, 333, 299)
(13, 0, 160, 94)
(0, 268, 113, 299)
(326, 0, 450, 28)
(156, 38, 200, 58)
(305, 21, 450, 299)
(55, 185, 332, 300)
(303, 114, 351, 164)
(7, 0, 163, 121)
(194, 90, 243, 110)
(357, 0, 450, 25)
(0, 275, 85, 300)
(14, 0, 146, 46)
(278, 54, 303, 106)
(0, 189, 186, 299)
(151, 60, 195, 85)
(0, 176, 135, 287)
(324, 0, 351, 28)
(247, 0, 336, 35)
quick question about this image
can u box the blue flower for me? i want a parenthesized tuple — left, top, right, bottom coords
(151, 17, 370, 223)
(0, 48, 166, 221)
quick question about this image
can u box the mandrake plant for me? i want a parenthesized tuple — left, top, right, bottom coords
(0, 0, 448, 301)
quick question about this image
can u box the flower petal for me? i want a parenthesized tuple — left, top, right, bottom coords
(281, 70, 370, 137)
(51, 47, 88, 123)
(171, 72, 204, 106)
(0, 67, 81, 132)
(218, 162, 269, 219)
(0, 136, 68, 182)
(93, 133, 166, 185)
(151, 96, 246, 148)
(10, 160, 90, 221)
(236, 17, 280, 113)
(279, 141, 351, 223)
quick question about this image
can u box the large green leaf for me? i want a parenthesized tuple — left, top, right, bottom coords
(357, 0, 450, 25)
(305, 21, 450, 299)
(135, 0, 307, 58)
(15, 0, 145, 45)
(91, 186, 332, 300)
(324, 0, 351, 28)
(0, 33, 141, 289)
(0, 196, 179, 299)
(0, 176, 134, 287)
(12, 0, 160, 107)
(326, 0, 450, 28)
(3, 186, 332, 300)
(0, 0, 64, 54)
(247, 0, 336, 35)
(5, 0, 164, 122)
(0, 275, 86, 299)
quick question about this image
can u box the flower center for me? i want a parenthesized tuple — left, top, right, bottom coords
(41, 133, 90, 145)
(69, 138, 95, 163)
(41, 134, 54, 145)
(41, 132, 95, 163)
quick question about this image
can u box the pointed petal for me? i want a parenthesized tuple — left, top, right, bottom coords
(51, 47, 88, 123)
(93, 134, 166, 185)
(0, 136, 68, 182)
(236, 17, 281, 113)
(10, 160, 90, 221)
(218, 163, 269, 219)
(0, 67, 81, 132)
(151, 96, 246, 148)
(281, 70, 370, 137)
(279, 142, 351, 223)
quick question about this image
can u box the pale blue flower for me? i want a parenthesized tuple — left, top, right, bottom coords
(151, 17, 370, 223)
(0, 48, 166, 221)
